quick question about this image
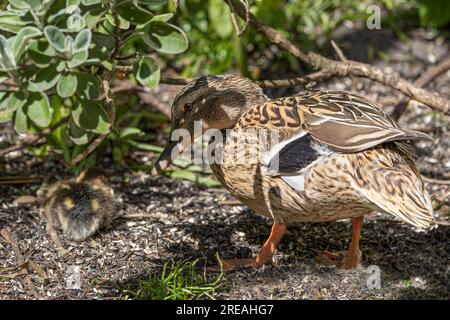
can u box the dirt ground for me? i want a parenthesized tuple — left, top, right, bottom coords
(0, 26, 449, 300)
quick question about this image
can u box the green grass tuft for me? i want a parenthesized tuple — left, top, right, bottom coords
(123, 257, 224, 300)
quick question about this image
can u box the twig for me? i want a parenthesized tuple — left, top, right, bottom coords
(160, 76, 192, 85)
(431, 220, 450, 226)
(70, 77, 116, 166)
(0, 176, 41, 184)
(422, 176, 450, 185)
(391, 56, 450, 120)
(331, 40, 348, 62)
(0, 228, 39, 298)
(227, 0, 249, 37)
(224, 0, 450, 115)
(0, 116, 70, 158)
(256, 68, 340, 88)
(106, 80, 171, 116)
(121, 213, 155, 219)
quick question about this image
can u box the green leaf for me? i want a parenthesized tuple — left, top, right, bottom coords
(48, 95, 71, 161)
(67, 49, 88, 68)
(105, 13, 130, 29)
(83, 7, 104, 29)
(24, 0, 44, 10)
(56, 60, 68, 72)
(26, 92, 52, 127)
(90, 33, 116, 60)
(69, 119, 91, 145)
(64, 36, 74, 57)
(119, 127, 143, 139)
(112, 146, 124, 164)
(0, 35, 16, 71)
(149, 13, 174, 23)
(0, 92, 10, 106)
(116, 2, 154, 25)
(0, 12, 33, 34)
(75, 72, 99, 99)
(140, 21, 188, 54)
(418, 0, 450, 28)
(66, 0, 81, 14)
(57, 73, 77, 98)
(0, 73, 9, 83)
(0, 92, 13, 123)
(73, 29, 92, 52)
(12, 26, 42, 63)
(7, 91, 27, 112)
(81, 0, 101, 5)
(137, 0, 168, 5)
(33, 0, 56, 16)
(0, 109, 13, 123)
(44, 26, 66, 53)
(28, 64, 61, 92)
(28, 41, 56, 67)
(8, 0, 30, 9)
(67, 14, 86, 31)
(208, 0, 233, 38)
(134, 56, 160, 88)
(14, 104, 29, 133)
(46, 0, 68, 23)
(72, 99, 111, 134)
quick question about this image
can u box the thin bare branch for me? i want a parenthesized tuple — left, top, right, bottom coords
(391, 56, 450, 119)
(107, 80, 171, 116)
(225, 0, 450, 115)
(331, 40, 348, 62)
(0, 116, 70, 158)
(160, 77, 192, 85)
(256, 68, 337, 88)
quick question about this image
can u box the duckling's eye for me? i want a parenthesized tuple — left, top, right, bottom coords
(184, 103, 193, 112)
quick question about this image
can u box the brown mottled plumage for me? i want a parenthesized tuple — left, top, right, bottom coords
(41, 168, 116, 254)
(152, 75, 434, 271)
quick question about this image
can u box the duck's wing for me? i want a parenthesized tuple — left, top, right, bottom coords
(238, 91, 431, 154)
(237, 91, 431, 178)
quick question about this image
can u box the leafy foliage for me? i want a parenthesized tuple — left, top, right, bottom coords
(0, 0, 188, 165)
(172, 0, 383, 77)
(418, 0, 450, 28)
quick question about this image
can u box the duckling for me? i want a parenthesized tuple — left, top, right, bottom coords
(152, 75, 434, 271)
(41, 168, 116, 254)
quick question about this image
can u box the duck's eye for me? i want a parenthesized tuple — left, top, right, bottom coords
(184, 103, 193, 112)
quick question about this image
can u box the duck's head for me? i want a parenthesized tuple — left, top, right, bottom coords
(151, 75, 267, 174)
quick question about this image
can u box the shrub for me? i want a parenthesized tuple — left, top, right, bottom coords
(0, 0, 188, 165)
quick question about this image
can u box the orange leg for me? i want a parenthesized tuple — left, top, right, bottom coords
(316, 216, 363, 269)
(208, 223, 287, 272)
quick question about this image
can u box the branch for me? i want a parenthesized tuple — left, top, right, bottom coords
(225, 0, 450, 115)
(105, 80, 171, 116)
(255, 68, 337, 88)
(391, 56, 450, 120)
(160, 76, 192, 85)
(0, 116, 70, 158)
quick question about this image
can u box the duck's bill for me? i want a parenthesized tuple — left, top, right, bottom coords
(150, 140, 184, 176)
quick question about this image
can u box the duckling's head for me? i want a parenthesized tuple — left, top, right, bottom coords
(152, 75, 267, 174)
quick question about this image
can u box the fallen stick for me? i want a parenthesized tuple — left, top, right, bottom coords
(0, 228, 40, 298)
(391, 56, 450, 119)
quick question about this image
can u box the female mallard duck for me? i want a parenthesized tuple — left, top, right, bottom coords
(152, 75, 434, 271)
